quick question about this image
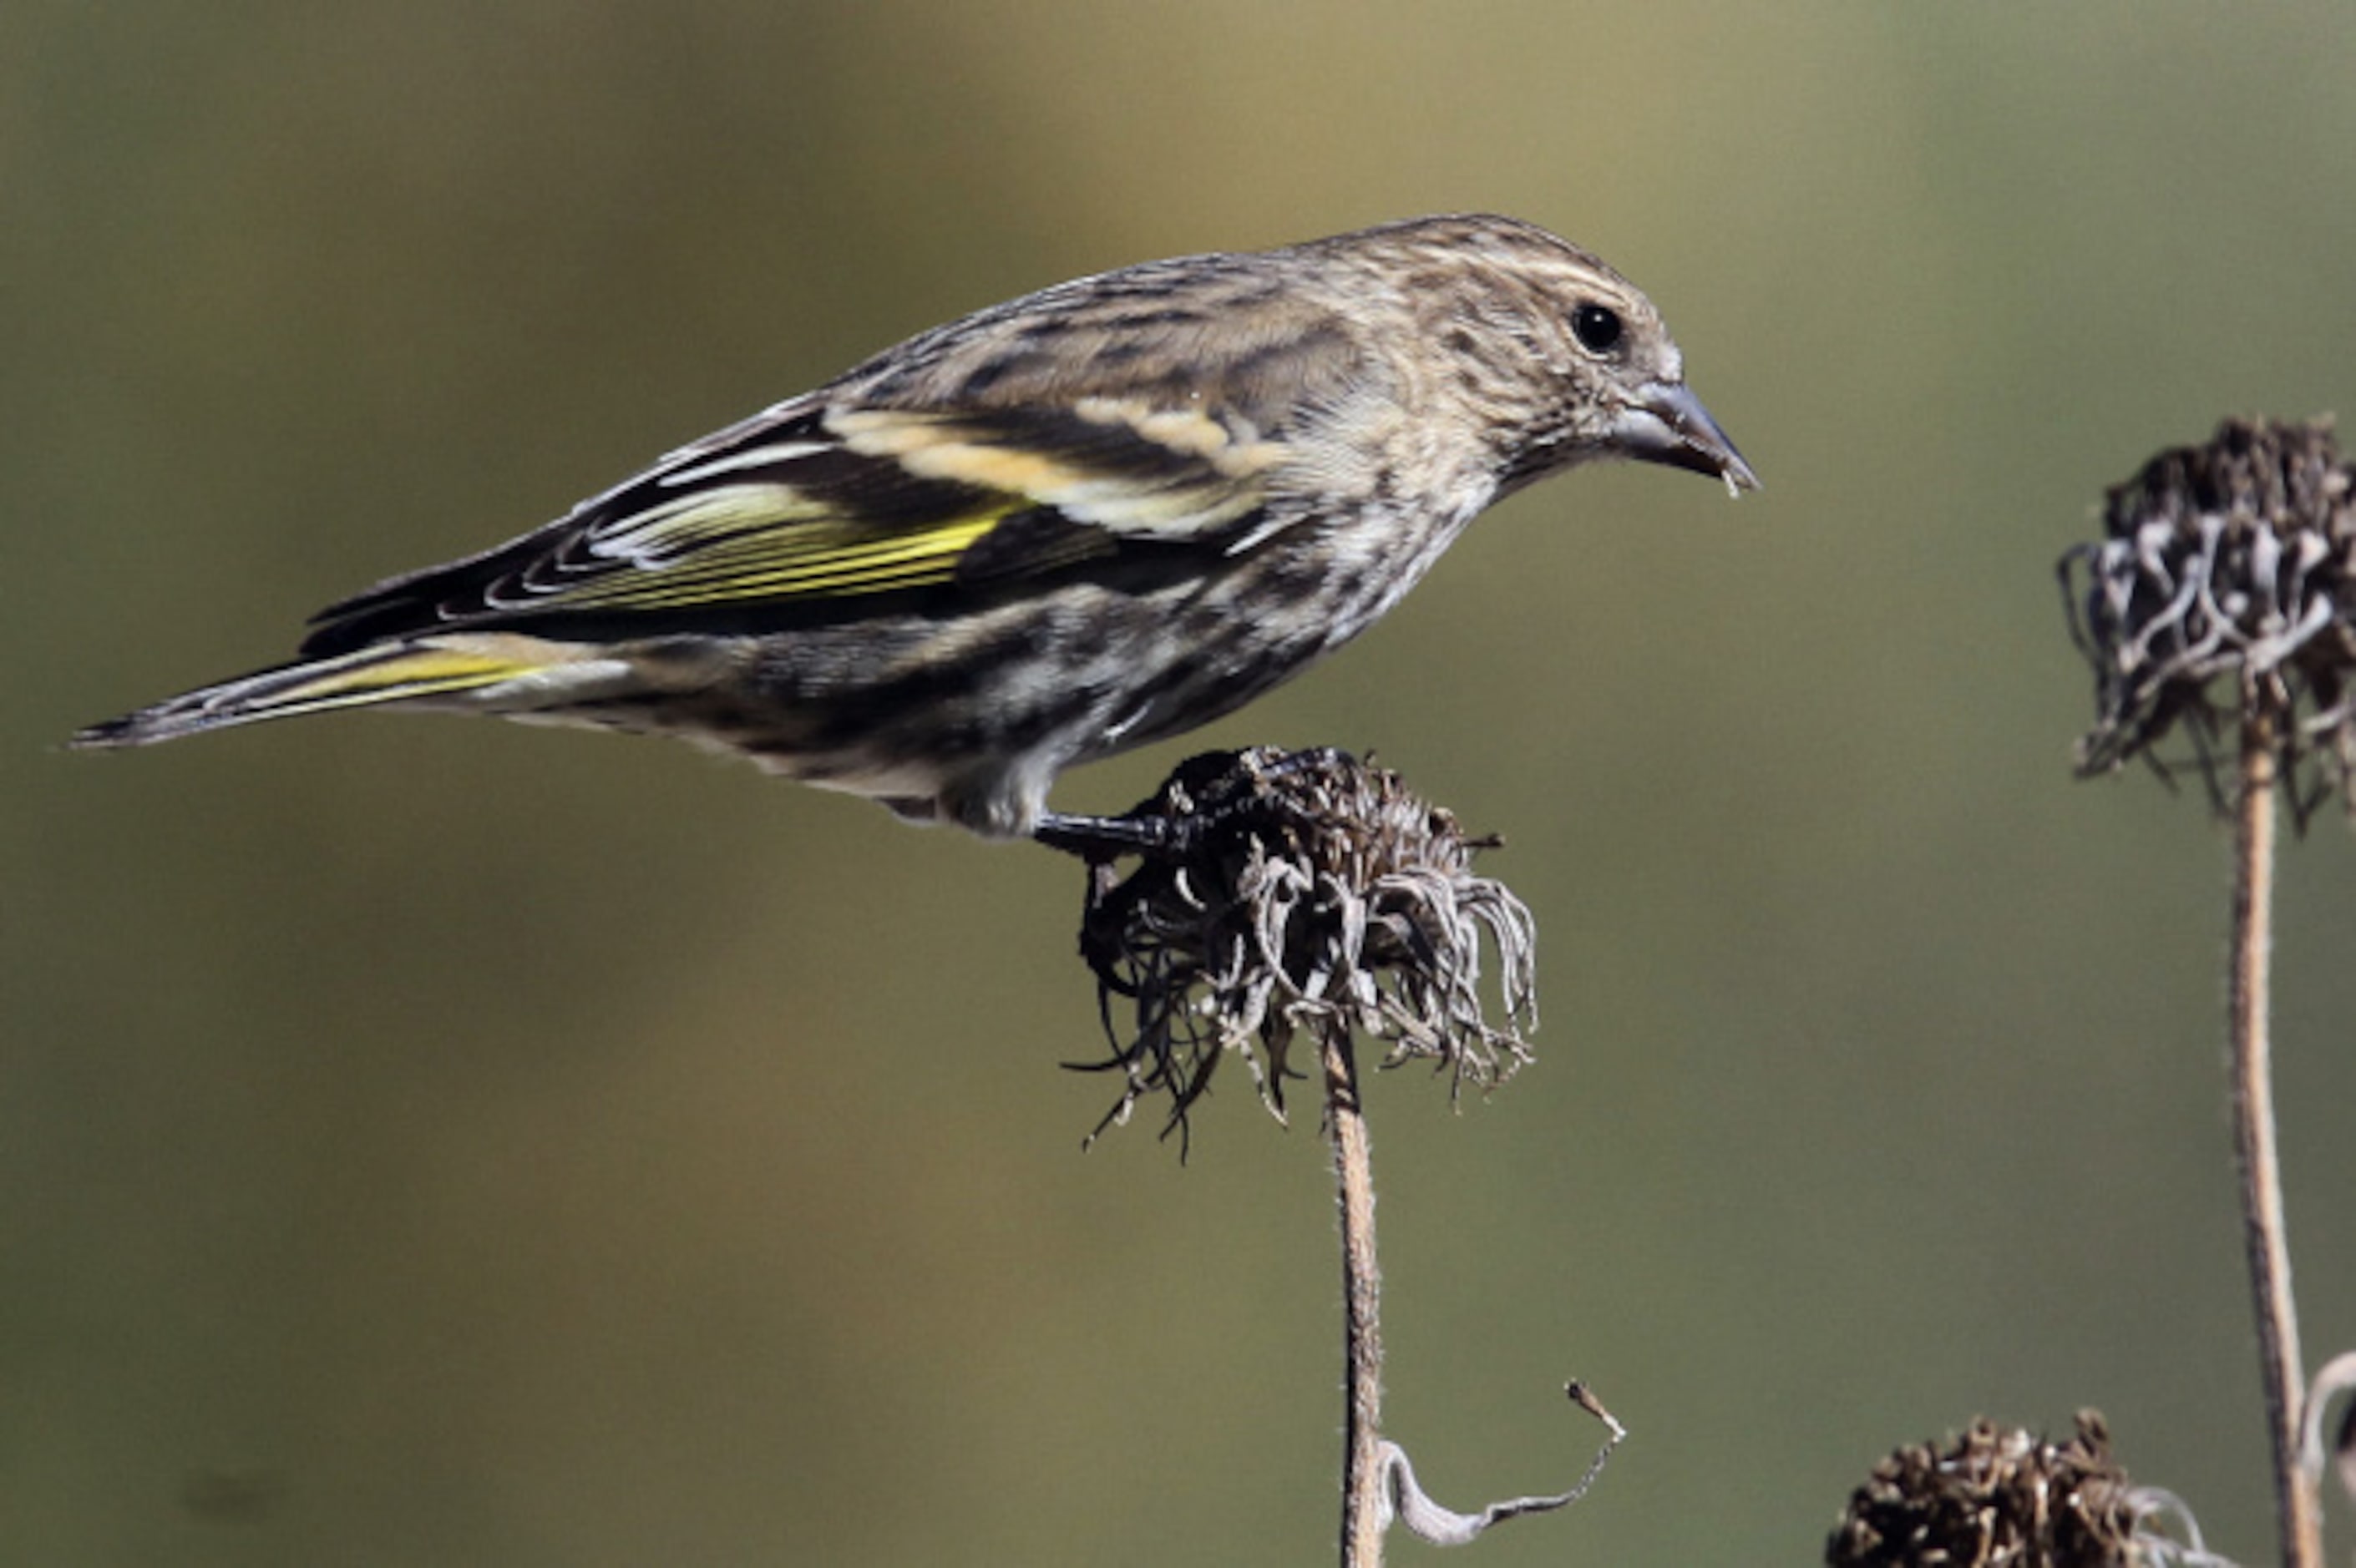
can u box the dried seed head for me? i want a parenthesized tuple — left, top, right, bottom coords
(1071, 747, 1537, 1147)
(1827, 1414, 2226, 1568)
(2061, 417, 2356, 821)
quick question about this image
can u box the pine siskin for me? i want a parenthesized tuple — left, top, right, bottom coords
(73, 214, 1756, 842)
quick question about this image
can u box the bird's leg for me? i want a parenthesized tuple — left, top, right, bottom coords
(1034, 748, 1355, 861)
(1032, 809, 1183, 862)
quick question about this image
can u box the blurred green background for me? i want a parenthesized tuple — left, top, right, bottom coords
(8, 3, 2355, 1563)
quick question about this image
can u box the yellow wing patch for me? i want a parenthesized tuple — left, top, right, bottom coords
(530, 402, 1284, 615)
(552, 482, 1012, 611)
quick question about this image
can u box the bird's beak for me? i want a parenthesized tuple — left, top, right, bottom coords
(1619, 382, 1759, 495)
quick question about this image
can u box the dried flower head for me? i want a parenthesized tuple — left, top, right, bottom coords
(1827, 1413, 2230, 1568)
(2061, 417, 2356, 822)
(1070, 747, 1537, 1146)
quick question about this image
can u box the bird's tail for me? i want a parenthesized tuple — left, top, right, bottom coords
(68, 637, 583, 749)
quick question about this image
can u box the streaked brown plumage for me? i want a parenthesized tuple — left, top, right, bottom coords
(74, 214, 1756, 840)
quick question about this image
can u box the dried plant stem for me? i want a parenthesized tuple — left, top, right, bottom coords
(1320, 1022, 1386, 1568)
(2229, 716, 2321, 1568)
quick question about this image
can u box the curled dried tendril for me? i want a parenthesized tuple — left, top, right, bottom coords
(1068, 747, 1537, 1148)
(2061, 416, 2356, 824)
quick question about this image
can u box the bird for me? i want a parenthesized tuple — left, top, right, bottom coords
(72, 214, 1756, 847)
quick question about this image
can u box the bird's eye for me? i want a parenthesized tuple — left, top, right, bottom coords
(1569, 303, 1624, 355)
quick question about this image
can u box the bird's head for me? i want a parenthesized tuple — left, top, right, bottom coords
(1352, 215, 1759, 502)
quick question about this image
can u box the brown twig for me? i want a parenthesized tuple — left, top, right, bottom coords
(1321, 1022, 1386, 1566)
(2228, 716, 2322, 1568)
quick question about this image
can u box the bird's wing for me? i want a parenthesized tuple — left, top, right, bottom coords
(298, 397, 1287, 655)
